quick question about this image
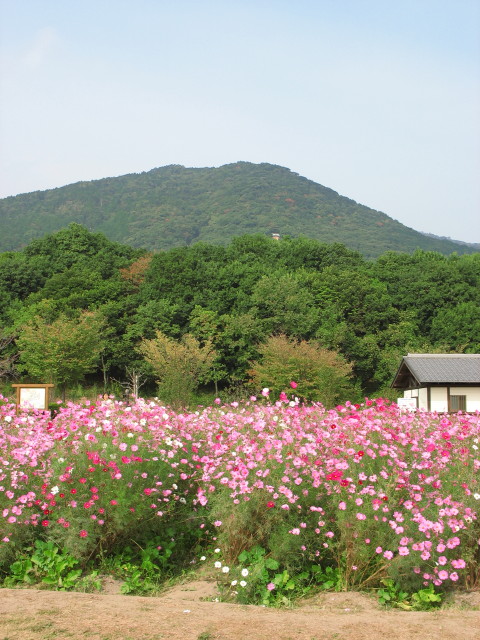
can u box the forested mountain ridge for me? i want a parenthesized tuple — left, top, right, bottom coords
(0, 162, 476, 258)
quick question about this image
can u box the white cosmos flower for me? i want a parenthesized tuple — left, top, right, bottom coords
(241, 568, 249, 577)
(222, 566, 230, 573)
(231, 580, 237, 586)
(239, 580, 247, 587)
(214, 561, 222, 569)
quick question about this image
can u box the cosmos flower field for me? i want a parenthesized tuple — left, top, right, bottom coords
(1, 392, 479, 594)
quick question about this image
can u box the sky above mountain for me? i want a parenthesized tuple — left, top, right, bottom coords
(0, 0, 479, 242)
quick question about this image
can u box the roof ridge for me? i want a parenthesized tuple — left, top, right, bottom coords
(406, 353, 480, 358)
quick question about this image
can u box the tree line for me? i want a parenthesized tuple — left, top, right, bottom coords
(1, 224, 479, 406)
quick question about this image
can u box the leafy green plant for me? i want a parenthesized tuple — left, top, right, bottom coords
(377, 579, 442, 610)
(4, 540, 81, 590)
(103, 534, 180, 595)
(74, 570, 102, 592)
(214, 546, 342, 607)
(410, 585, 442, 610)
(119, 563, 159, 595)
(4, 556, 37, 586)
(310, 564, 344, 591)
(377, 578, 410, 609)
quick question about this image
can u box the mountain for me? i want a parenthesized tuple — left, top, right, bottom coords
(0, 162, 477, 258)
(420, 231, 480, 251)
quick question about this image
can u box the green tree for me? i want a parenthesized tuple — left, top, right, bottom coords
(0, 330, 17, 380)
(139, 331, 216, 408)
(251, 272, 319, 338)
(17, 310, 106, 401)
(188, 306, 227, 393)
(430, 301, 480, 352)
(249, 334, 356, 407)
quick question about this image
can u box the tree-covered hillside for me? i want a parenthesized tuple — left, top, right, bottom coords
(0, 163, 476, 258)
(1, 225, 479, 403)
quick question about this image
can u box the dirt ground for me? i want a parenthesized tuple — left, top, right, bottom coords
(0, 579, 479, 640)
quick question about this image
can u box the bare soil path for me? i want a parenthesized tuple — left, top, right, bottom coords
(1, 580, 479, 640)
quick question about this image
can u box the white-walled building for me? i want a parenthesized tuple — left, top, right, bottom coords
(391, 354, 480, 412)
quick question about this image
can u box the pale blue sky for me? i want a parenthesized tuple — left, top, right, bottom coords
(1, 0, 479, 242)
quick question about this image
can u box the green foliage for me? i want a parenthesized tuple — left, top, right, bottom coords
(214, 545, 343, 607)
(74, 570, 102, 592)
(4, 540, 82, 590)
(0, 330, 17, 380)
(1, 163, 477, 258)
(377, 578, 410, 609)
(17, 309, 106, 401)
(377, 579, 442, 611)
(249, 334, 356, 406)
(410, 584, 443, 610)
(0, 221, 479, 400)
(139, 330, 216, 408)
(430, 301, 480, 352)
(103, 534, 183, 595)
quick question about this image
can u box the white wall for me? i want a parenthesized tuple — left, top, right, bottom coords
(402, 386, 480, 412)
(419, 387, 429, 410)
(454, 386, 480, 412)
(430, 387, 448, 412)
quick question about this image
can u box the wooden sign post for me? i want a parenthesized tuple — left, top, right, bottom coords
(11, 384, 55, 411)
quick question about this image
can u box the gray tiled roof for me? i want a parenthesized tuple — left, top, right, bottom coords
(402, 354, 480, 384)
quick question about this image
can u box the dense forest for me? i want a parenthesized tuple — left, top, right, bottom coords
(1, 162, 478, 258)
(1, 224, 479, 405)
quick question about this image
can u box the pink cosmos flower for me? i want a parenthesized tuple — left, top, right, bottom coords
(290, 381, 298, 389)
(267, 582, 275, 591)
(451, 559, 466, 569)
(447, 537, 460, 549)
